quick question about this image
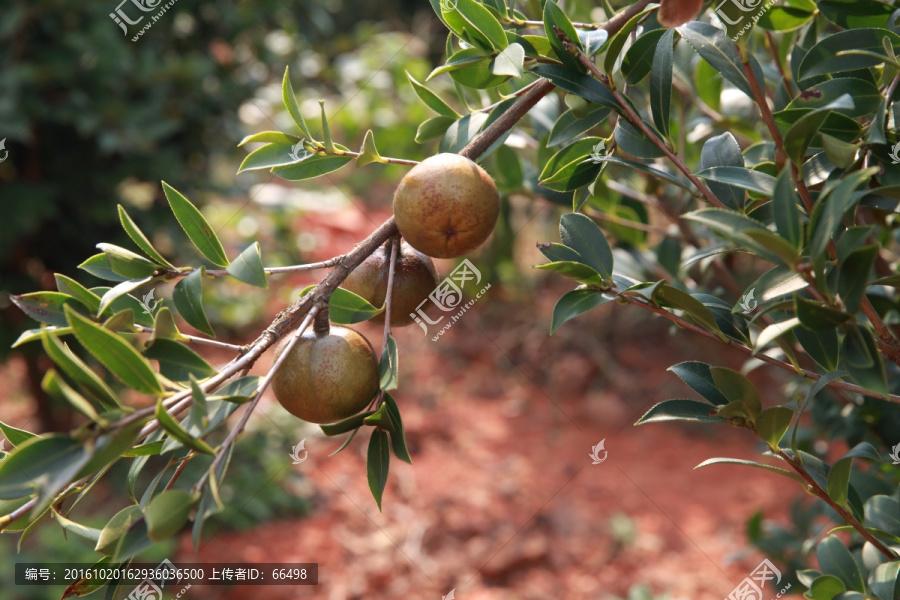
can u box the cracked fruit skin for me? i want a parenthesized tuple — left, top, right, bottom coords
(271, 325, 379, 424)
(393, 153, 500, 259)
(341, 241, 439, 327)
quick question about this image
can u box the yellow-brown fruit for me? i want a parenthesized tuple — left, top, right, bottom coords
(393, 153, 500, 259)
(271, 325, 379, 424)
(341, 241, 439, 327)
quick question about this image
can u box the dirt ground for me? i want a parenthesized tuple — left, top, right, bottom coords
(1, 201, 807, 599)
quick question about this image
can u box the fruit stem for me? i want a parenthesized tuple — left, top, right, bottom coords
(313, 304, 330, 337)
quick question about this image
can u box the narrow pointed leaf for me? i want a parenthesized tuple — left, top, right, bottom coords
(162, 182, 229, 267)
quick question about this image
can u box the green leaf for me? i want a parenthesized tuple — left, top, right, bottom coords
(694, 457, 805, 484)
(756, 406, 794, 448)
(622, 28, 667, 85)
(154, 398, 215, 455)
(798, 28, 900, 81)
(379, 335, 399, 391)
(54, 275, 102, 314)
(301, 286, 383, 324)
(559, 212, 614, 279)
(78, 253, 129, 282)
(446, 0, 508, 51)
(491, 43, 525, 78)
(65, 306, 163, 395)
(603, 4, 654, 75)
(649, 29, 674, 138)
(668, 362, 730, 405)
(809, 170, 874, 274)
(10, 292, 84, 327)
(319, 411, 376, 436)
(786, 78, 882, 117)
(96, 243, 159, 279)
(534, 261, 603, 286)
(271, 152, 353, 181)
(95, 505, 142, 556)
(441, 49, 510, 89)
(843, 325, 888, 395)
(588, 155, 692, 192)
(363, 402, 396, 433)
(0, 421, 37, 447)
(0, 435, 90, 501)
(818, 535, 866, 592)
(173, 268, 215, 337)
(757, 6, 815, 32)
(357, 130, 388, 167)
(827, 457, 853, 509)
(117, 205, 174, 269)
(383, 394, 412, 464)
(865, 496, 900, 537)
(539, 137, 603, 191)
(97, 277, 155, 317)
(784, 96, 856, 165)
(696, 166, 776, 196)
(531, 64, 620, 111)
(796, 297, 851, 330)
(818, 0, 896, 29)
(677, 21, 753, 99)
(52, 508, 102, 543)
(416, 115, 457, 143)
(537, 242, 582, 263)
(42, 370, 103, 424)
(807, 574, 846, 600)
(614, 119, 665, 159)
(685, 208, 798, 266)
(282, 66, 314, 141)
(869, 561, 900, 600)
(144, 339, 215, 382)
(543, 0, 584, 72)
(192, 443, 232, 549)
(407, 73, 459, 117)
(699, 133, 745, 210)
(548, 104, 611, 147)
(655, 285, 726, 340)
(550, 289, 615, 335)
(773, 166, 803, 248)
(795, 326, 840, 372)
(635, 399, 725, 425)
(839, 245, 878, 314)
(162, 182, 229, 267)
(367, 430, 390, 512)
(238, 130, 300, 146)
(695, 58, 722, 112)
(755, 317, 801, 352)
(145, 489, 195, 542)
(226, 242, 268, 288)
(710, 366, 761, 419)
(238, 142, 307, 172)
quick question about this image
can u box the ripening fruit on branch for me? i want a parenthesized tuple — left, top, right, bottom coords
(271, 321, 379, 424)
(393, 153, 500, 259)
(341, 240, 439, 327)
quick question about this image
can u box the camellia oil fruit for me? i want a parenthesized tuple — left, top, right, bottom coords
(271, 324, 379, 424)
(341, 240, 439, 327)
(393, 153, 500, 259)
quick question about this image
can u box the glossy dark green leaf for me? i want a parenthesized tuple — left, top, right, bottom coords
(550, 289, 614, 335)
(699, 133, 745, 210)
(773, 166, 802, 248)
(319, 411, 376, 436)
(226, 242, 267, 288)
(819, 1, 896, 32)
(806, 574, 846, 599)
(614, 119, 665, 159)
(685, 209, 799, 266)
(192, 443, 233, 549)
(795, 297, 851, 330)
(865, 496, 900, 537)
(656, 285, 726, 340)
(635, 399, 725, 424)
(416, 115, 457, 143)
(55, 275, 102, 314)
(622, 28, 667, 85)
(383, 394, 412, 464)
(173, 268, 215, 337)
(95, 505, 142, 556)
(10, 292, 84, 328)
(161, 182, 228, 267)
(363, 402, 396, 433)
(531, 64, 620, 111)
(757, 6, 815, 32)
(826, 459, 854, 509)
(208, 376, 261, 403)
(42, 370, 103, 424)
(798, 28, 900, 81)
(710, 366, 761, 418)
(367, 430, 390, 512)
(818, 535, 866, 592)
(589, 155, 692, 192)
(787, 78, 882, 117)
(839, 245, 877, 314)
(668, 362, 730, 406)
(650, 29, 674, 138)
(809, 170, 873, 274)
(301, 285, 384, 324)
(843, 325, 888, 395)
(603, 4, 654, 75)
(0, 421, 37, 447)
(238, 130, 300, 146)
(144, 339, 215, 382)
(696, 166, 776, 196)
(677, 21, 753, 98)
(534, 261, 603, 286)
(784, 96, 855, 165)
(559, 213, 614, 279)
(65, 306, 163, 395)
(95, 243, 159, 280)
(492, 43, 525, 78)
(238, 142, 306, 172)
(869, 561, 900, 600)
(548, 104, 611, 147)
(145, 489, 195, 542)
(379, 335, 399, 391)
(537, 242, 581, 263)
(794, 326, 840, 372)
(78, 253, 129, 282)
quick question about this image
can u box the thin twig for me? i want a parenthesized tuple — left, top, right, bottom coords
(134, 326, 245, 352)
(777, 448, 897, 559)
(504, 17, 599, 30)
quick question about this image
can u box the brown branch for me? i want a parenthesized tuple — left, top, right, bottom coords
(777, 448, 897, 559)
(861, 297, 900, 368)
(765, 31, 794, 101)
